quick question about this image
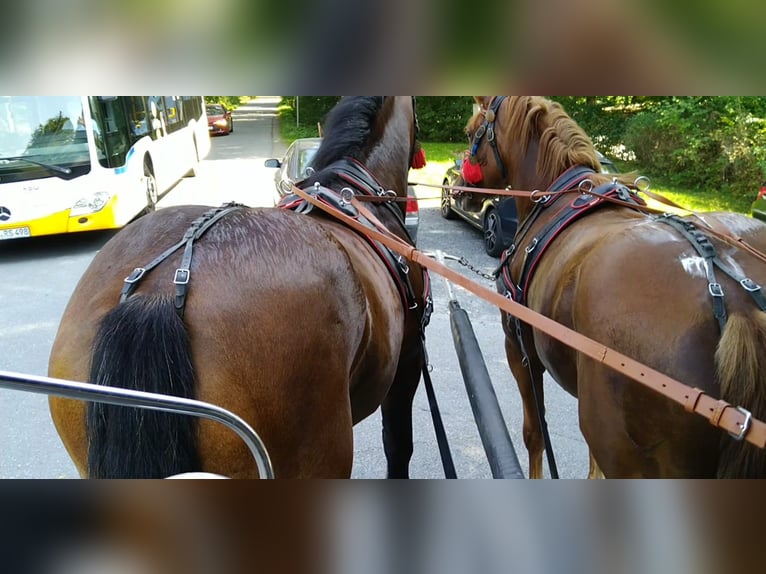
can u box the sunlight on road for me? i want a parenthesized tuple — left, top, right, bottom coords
(158, 159, 278, 210)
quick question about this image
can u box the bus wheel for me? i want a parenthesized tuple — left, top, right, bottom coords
(144, 164, 158, 213)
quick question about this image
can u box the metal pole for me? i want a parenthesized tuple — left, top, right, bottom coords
(435, 251, 523, 479)
(296, 96, 300, 127)
(0, 370, 274, 479)
(449, 302, 524, 479)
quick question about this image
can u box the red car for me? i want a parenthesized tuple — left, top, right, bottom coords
(206, 103, 233, 136)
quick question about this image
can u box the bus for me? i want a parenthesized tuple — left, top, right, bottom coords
(0, 96, 211, 240)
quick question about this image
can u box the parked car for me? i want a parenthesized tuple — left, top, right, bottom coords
(752, 181, 766, 222)
(441, 150, 620, 257)
(440, 157, 518, 257)
(265, 137, 420, 244)
(206, 103, 233, 136)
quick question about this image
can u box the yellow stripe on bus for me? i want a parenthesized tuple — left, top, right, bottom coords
(0, 196, 123, 238)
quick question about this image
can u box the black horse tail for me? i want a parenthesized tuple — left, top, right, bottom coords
(86, 295, 200, 478)
(716, 312, 766, 478)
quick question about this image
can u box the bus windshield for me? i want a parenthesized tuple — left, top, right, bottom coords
(0, 96, 91, 182)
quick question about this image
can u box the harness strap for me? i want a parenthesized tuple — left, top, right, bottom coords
(503, 181, 644, 305)
(120, 203, 245, 317)
(470, 97, 508, 180)
(656, 214, 766, 332)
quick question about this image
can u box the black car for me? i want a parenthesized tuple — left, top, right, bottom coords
(441, 151, 619, 257)
(440, 157, 518, 257)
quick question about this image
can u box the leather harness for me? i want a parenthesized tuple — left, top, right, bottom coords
(119, 202, 246, 318)
(498, 166, 646, 305)
(118, 158, 432, 332)
(279, 157, 432, 328)
(497, 165, 766, 334)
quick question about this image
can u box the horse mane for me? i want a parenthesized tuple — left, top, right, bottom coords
(310, 96, 391, 170)
(503, 96, 604, 182)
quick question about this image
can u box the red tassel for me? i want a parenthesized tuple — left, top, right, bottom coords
(411, 146, 427, 169)
(462, 156, 483, 184)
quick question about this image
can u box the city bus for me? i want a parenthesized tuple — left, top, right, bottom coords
(0, 96, 211, 240)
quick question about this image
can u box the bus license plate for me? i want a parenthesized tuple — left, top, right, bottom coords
(0, 227, 31, 240)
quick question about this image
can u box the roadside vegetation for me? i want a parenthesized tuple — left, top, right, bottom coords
(274, 97, 765, 214)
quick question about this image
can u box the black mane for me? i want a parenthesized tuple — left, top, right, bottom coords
(310, 96, 385, 170)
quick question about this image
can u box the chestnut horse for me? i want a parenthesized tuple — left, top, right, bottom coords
(48, 96, 429, 478)
(466, 96, 766, 478)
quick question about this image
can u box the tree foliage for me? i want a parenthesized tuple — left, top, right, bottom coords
(277, 96, 766, 196)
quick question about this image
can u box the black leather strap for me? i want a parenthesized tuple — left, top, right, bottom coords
(119, 203, 245, 318)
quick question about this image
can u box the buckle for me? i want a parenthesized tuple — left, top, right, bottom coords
(708, 283, 724, 298)
(741, 278, 761, 293)
(124, 267, 145, 284)
(525, 238, 539, 254)
(173, 268, 190, 285)
(729, 407, 752, 441)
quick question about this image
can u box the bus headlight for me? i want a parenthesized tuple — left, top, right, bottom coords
(70, 191, 112, 216)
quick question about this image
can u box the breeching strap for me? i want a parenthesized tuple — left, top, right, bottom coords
(291, 185, 766, 450)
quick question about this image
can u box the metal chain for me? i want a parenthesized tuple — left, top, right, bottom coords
(440, 253, 497, 281)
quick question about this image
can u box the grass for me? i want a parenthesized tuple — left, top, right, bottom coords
(642, 184, 754, 215)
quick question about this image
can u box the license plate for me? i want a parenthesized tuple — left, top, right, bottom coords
(0, 226, 31, 240)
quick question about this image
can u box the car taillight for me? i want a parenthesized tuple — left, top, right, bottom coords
(406, 195, 419, 215)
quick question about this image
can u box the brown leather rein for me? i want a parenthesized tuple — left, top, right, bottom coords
(416, 180, 766, 265)
(290, 183, 766, 449)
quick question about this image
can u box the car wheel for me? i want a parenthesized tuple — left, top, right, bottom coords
(141, 161, 158, 216)
(483, 209, 505, 258)
(441, 180, 456, 219)
(229, 120, 234, 133)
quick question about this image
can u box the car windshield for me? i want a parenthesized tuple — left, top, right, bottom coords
(298, 148, 319, 177)
(206, 105, 224, 116)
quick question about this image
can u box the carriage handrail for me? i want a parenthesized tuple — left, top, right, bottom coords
(0, 370, 275, 479)
(291, 183, 766, 450)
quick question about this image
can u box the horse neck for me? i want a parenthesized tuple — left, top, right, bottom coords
(509, 139, 549, 223)
(364, 96, 412, 198)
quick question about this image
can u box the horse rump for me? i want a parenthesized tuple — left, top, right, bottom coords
(86, 295, 200, 478)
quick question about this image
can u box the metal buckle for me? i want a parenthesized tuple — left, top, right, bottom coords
(124, 267, 145, 284)
(525, 238, 539, 254)
(578, 179, 594, 194)
(530, 190, 550, 204)
(709, 283, 724, 298)
(339, 187, 354, 205)
(729, 406, 752, 441)
(740, 278, 761, 293)
(174, 268, 190, 285)
(396, 255, 410, 275)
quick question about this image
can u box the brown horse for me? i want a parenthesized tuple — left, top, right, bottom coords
(466, 96, 766, 478)
(48, 96, 430, 478)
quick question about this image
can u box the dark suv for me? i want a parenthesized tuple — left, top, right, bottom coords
(440, 157, 518, 257)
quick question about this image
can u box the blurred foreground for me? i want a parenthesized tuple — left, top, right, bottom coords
(1, 0, 764, 92)
(3, 481, 764, 574)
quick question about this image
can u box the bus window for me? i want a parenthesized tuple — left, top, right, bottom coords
(129, 96, 150, 138)
(164, 96, 182, 133)
(91, 97, 131, 168)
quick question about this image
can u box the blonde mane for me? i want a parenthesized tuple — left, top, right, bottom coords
(503, 96, 604, 184)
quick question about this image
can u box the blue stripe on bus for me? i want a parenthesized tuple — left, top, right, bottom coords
(114, 147, 136, 174)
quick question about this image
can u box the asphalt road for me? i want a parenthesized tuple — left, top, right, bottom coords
(0, 98, 588, 479)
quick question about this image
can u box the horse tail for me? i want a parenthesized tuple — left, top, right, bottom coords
(716, 312, 766, 478)
(86, 295, 200, 478)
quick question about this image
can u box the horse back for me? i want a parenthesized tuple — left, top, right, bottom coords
(523, 209, 766, 476)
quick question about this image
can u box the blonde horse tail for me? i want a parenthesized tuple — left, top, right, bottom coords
(716, 312, 766, 478)
(86, 295, 200, 478)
